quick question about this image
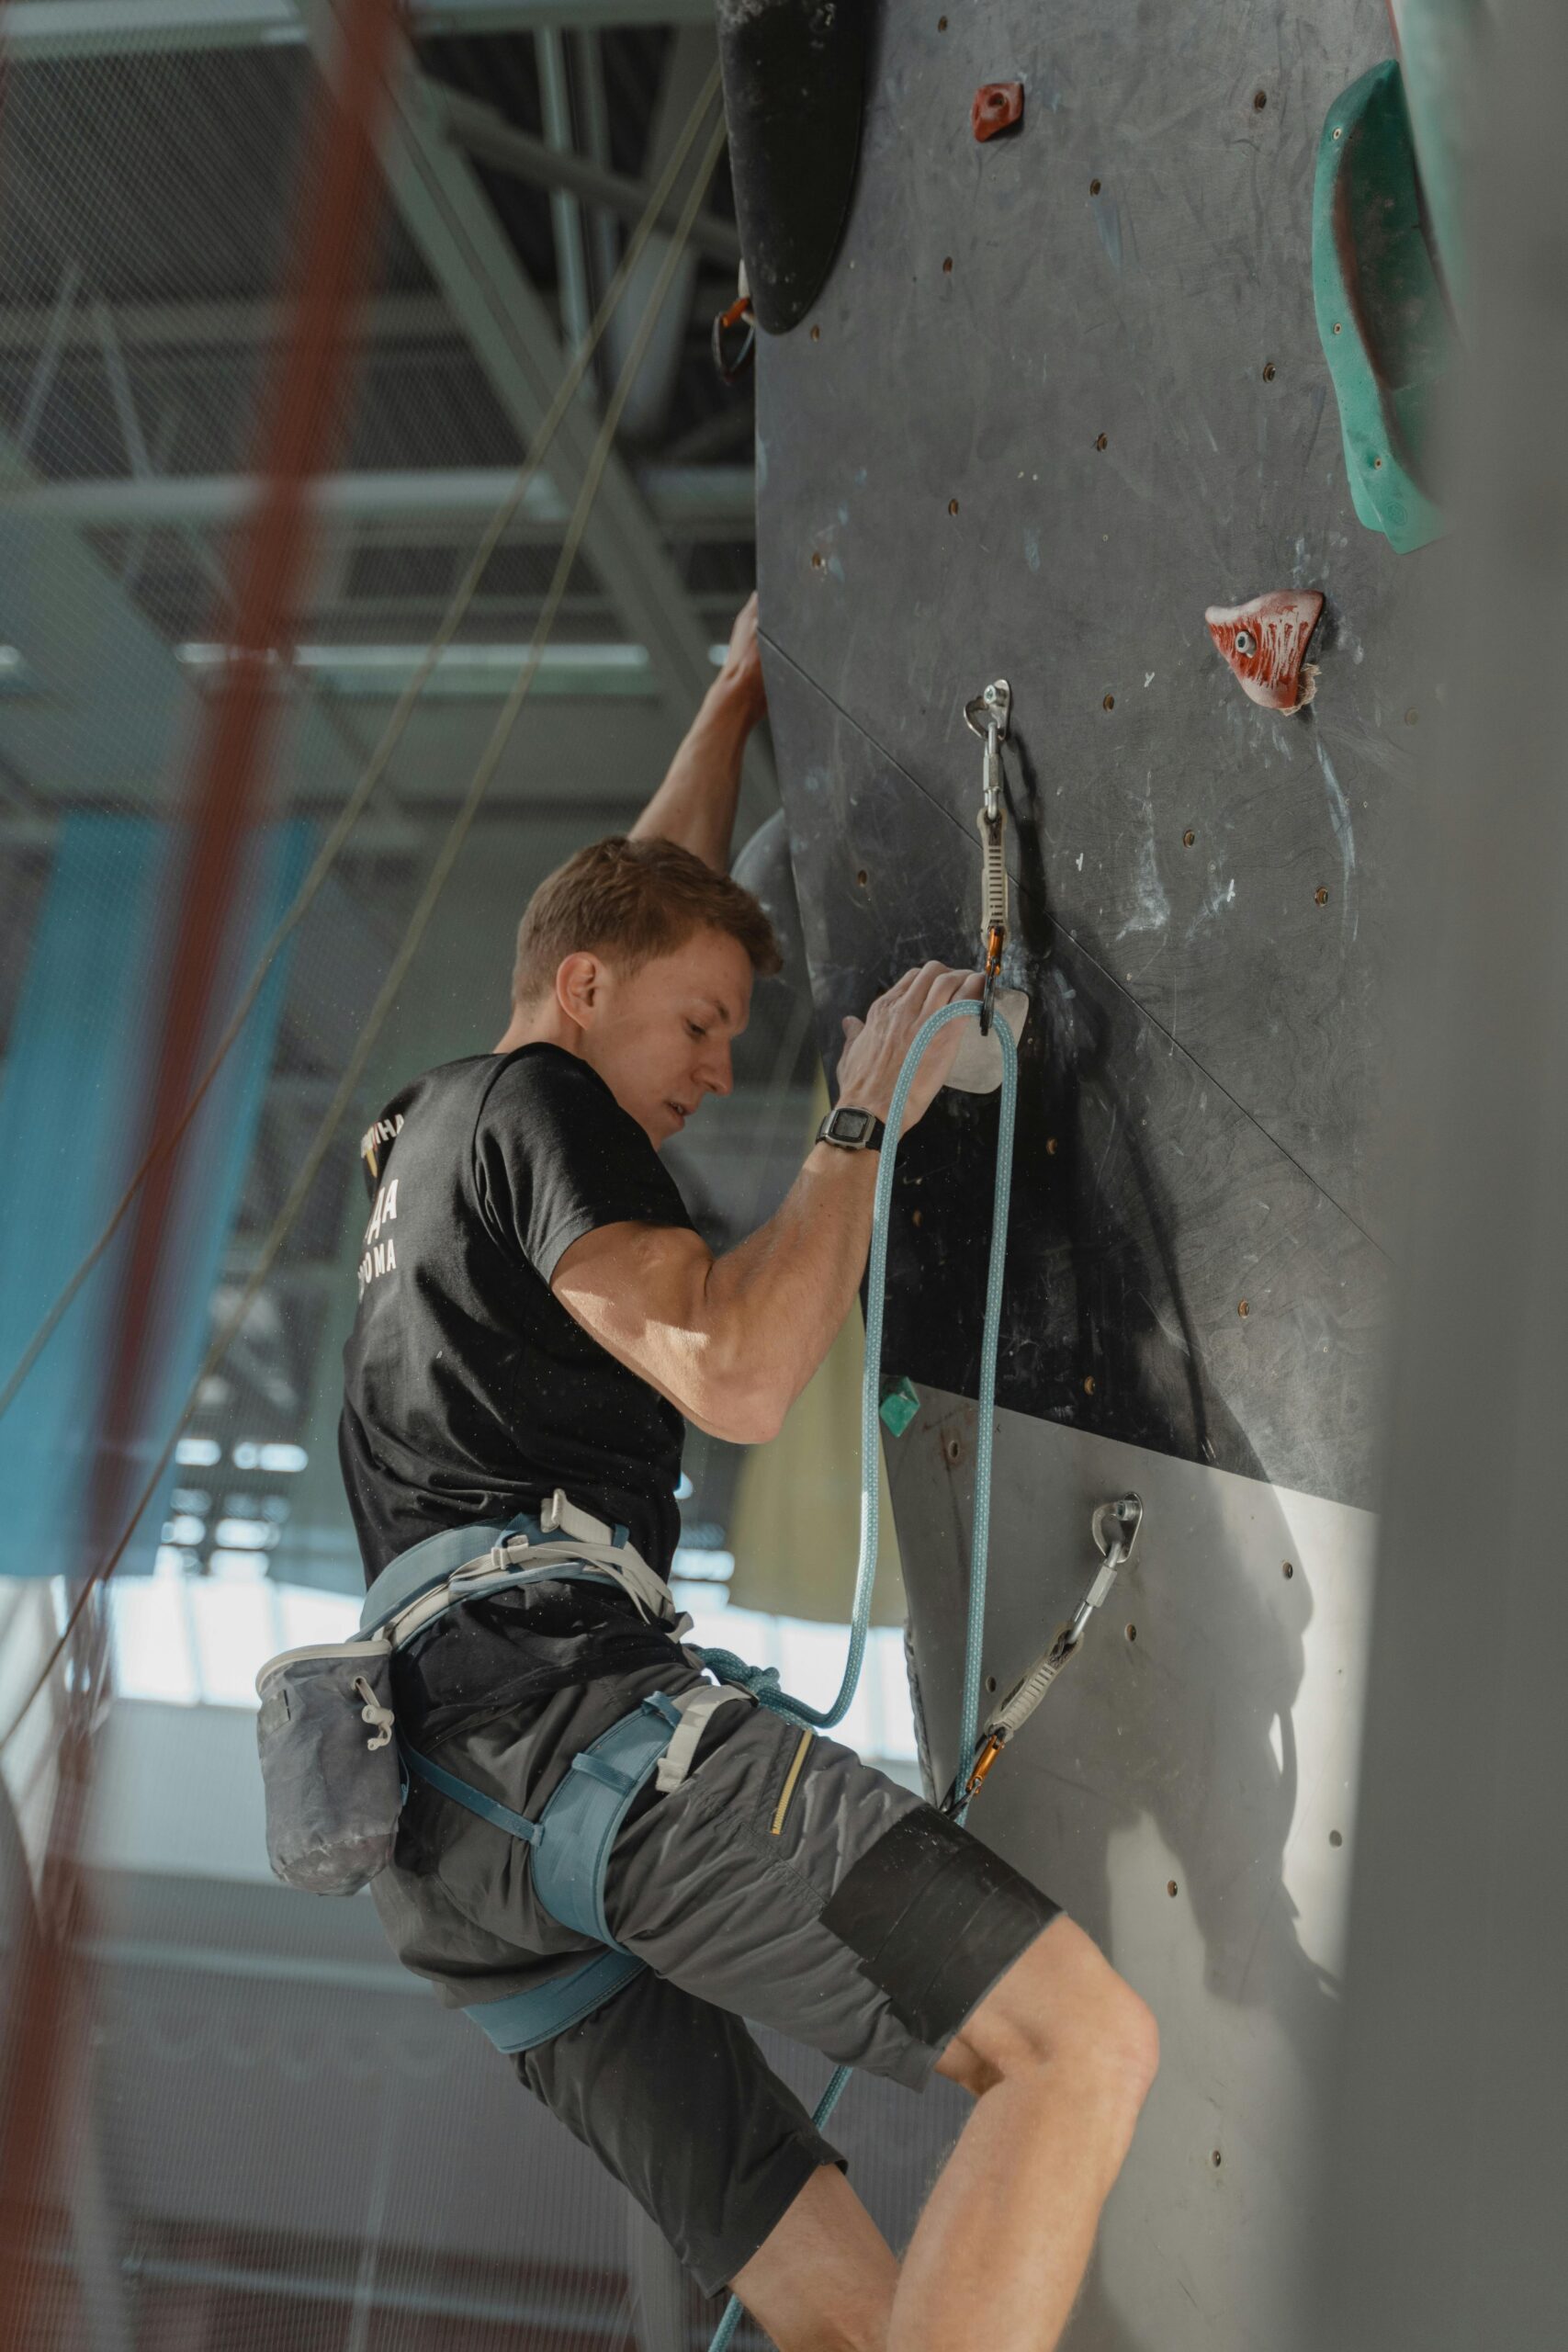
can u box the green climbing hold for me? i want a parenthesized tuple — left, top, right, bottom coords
(1312, 59, 1457, 554)
(878, 1376, 920, 1438)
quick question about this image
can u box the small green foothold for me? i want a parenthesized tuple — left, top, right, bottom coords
(879, 1377, 920, 1438)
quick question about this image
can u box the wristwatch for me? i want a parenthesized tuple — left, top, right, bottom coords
(817, 1103, 886, 1152)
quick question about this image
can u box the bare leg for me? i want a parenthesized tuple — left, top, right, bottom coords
(888, 1918, 1157, 2352)
(728, 2160, 900, 2352)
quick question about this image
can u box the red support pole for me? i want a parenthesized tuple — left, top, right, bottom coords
(0, 6, 399, 2337)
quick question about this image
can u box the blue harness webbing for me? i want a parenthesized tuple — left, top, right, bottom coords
(400, 1693, 686, 1943)
(459, 1947, 647, 2053)
(364, 1509, 696, 2056)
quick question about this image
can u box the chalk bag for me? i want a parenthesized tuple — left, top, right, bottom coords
(255, 1638, 401, 1895)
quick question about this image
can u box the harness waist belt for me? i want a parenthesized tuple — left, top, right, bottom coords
(359, 1487, 680, 1648)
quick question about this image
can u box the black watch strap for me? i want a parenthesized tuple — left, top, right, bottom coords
(817, 1103, 886, 1152)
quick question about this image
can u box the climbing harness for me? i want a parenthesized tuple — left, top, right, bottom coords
(942, 1492, 1145, 1813)
(367, 1495, 760, 2054)
(255, 1487, 761, 2040)
(964, 676, 1011, 1035)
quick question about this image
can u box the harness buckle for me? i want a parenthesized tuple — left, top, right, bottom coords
(540, 1488, 613, 1547)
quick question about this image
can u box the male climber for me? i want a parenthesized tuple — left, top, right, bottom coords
(341, 594, 1157, 2352)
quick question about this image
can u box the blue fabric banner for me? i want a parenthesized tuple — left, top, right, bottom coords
(0, 816, 312, 1578)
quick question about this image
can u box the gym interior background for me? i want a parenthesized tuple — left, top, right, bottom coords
(0, 7, 930, 2346)
(1, 5, 1563, 2352)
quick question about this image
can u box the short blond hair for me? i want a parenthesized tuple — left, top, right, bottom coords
(511, 833, 783, 1012)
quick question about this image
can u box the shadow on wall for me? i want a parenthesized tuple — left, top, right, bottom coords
(880, 754, 1349, 2346)
(740, 798, 1349, 2350)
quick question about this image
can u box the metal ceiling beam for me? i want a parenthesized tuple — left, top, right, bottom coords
(0, 0, 713, 63)
(534, 28, 592, 353)
(571, 25, 622, 310)
(0, 292, 454, 356)
(0, 802, 662, 850)
(301, 5, 747, 743)
(0, 423, 371, 803)
(176, 639, 713, 699)
(606, 22, 714, 444)
(12, 462, 754, 537)
(434, 84, 740, 268)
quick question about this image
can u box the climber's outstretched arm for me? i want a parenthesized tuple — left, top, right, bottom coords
(628, 594, 767, 873)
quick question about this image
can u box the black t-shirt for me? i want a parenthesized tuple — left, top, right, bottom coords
(338, 1043, 700, 1588)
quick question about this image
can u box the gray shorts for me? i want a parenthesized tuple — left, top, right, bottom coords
(371, 1633, 1061, 2299)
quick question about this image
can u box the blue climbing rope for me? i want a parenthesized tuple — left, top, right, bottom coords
(695, 999, 1019, 2352)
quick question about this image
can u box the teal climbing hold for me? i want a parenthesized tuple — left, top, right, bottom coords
(878, 1376, 920, 1438)
(1312, 60, 1457, 554)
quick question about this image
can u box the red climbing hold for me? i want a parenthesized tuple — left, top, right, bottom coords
(1205, 590, 1325, 713)
(973, 84, 1024, 142)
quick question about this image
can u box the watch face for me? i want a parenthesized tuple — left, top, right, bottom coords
(832, 1107, 873, 1142)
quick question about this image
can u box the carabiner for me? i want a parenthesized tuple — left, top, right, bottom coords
(711, 294, 755, 384)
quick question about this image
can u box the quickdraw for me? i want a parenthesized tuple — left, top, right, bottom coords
(964, 676, 1011, 1034)
(942, 1493, 1145, 1812)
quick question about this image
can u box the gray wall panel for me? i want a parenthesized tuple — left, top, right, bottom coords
(756, 0, 1428, 1251)
(886, 1388, 1375, 2351)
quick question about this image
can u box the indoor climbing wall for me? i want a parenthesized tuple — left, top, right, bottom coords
(749, 3, 1439, 2343)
